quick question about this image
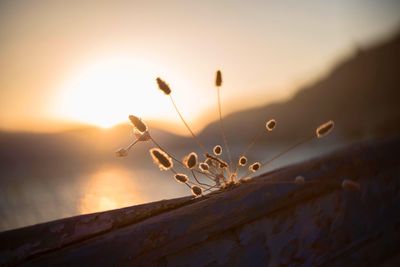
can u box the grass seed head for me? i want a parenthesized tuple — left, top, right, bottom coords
(150, 148, 173, 171)
(316, 120, 334, 138)
(129, 115, 148, 133)
(215, 70, 222, 87)
(156, 77, 171, 95)
(199, 162, 209, 172)
(206, 153, 227, 168)
(174, 173, 189, 183)
(239, 156, 247, 166)
(191, 185, 203, 196)
(183, 152, 198, 169)
(219, 161, 228, 168)
(115, 148, 128, 157)
(135, 130, 151, 141)
(205, 158, 213, 166)
(249, 162, 261, 172)
(213, 145, 222, 155)
(342, 179, 361, 191)
(266, 119, 277, 131)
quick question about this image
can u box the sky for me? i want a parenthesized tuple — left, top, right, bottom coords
(0, 0, 400, 134)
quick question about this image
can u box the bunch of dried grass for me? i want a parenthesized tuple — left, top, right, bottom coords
(117, 69, 345, 197)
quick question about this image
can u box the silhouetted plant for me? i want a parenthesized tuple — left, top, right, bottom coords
(116, 70, 360, 197)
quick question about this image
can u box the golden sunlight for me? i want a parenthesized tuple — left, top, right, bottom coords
(55, 56, 181, 128)
(79, 165, 143, 214)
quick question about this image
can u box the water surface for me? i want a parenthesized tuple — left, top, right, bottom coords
(0, 139, 345, 232)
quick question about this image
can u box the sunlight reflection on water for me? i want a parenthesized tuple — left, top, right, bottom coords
(78, 165, 144, 214)
(0, 140, 345, 232)
(0, 162, 189, 231)
(77, 163, 189, 216)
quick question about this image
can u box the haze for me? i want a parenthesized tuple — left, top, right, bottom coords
(1, 0, 399, 134)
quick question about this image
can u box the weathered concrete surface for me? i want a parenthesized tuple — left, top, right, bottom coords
(1, 138, 399, 267)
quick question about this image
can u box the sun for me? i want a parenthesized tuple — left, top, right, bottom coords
(55, 56, 178, 128)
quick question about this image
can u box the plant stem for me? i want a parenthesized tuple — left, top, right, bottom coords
(216, 86, 233, 170)
(261, 136, 314, 167)
(239, 135, 314, 179)
(150, 136, 185, 167)
(126, 138, 140, 151)
(169, 95, 206, 152)
(191, 170, 214, 187)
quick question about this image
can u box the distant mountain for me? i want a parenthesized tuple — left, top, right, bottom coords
(0, 125, 193, 169)
(1, 32, 399, 169)
(199, 32, 400, 145)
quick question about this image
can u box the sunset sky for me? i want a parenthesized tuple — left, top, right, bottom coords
(1, 0, 399, 134)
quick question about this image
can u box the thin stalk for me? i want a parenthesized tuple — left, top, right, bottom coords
(197, 168, 217, 181)
(169, 95, 206, 152)
(187, 180, 210, 190)
(233, 128, 265, 173)
(233, 122, 277, 174)
(184, 182, 192, 189)
(151, 135, 208, 176)
(171, 168, 201, 190)
(261, 136, 314, 167)
(150, 136, 185, 168)
(216, 86, 233, 169)
(126, 138, 140, 151)
(239, 135, 314, 179)
(242, 129, 264, 157)
(191, 170, 214, 187)
(205, 175, 217, 182)
(203, 185, 221, 193)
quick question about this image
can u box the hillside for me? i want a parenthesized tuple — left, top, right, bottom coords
(200, 32, 400, 144)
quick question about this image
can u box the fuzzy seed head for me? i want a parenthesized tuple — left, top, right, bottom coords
(191, 185, 203, 196)
(205, 158, 213, 166)
(295, 175, 305, 184)
(219, 161, 228, 168)
(149, 148, 173, 171)
(199, 162, 209, 172)
(129, 115, 148, 133)
(183, 152, 198, 169)
(215, 70, 222, 87)
(213, 145, 222, 155)
(266, 119, 277, 131)
(205, 153, 227, 168)
(174, 173, 189, 184)
(316, 120, 335, 138)
(134, 130, 151, 141)
(239, 156, 247, 166)
(249, 162, 261, 172)
(156, 77, 171, 95)
(115, 148, 128, 157)
(342, 179, 361, 191)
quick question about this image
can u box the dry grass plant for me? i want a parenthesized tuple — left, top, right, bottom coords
(116, 70, 360, 197)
